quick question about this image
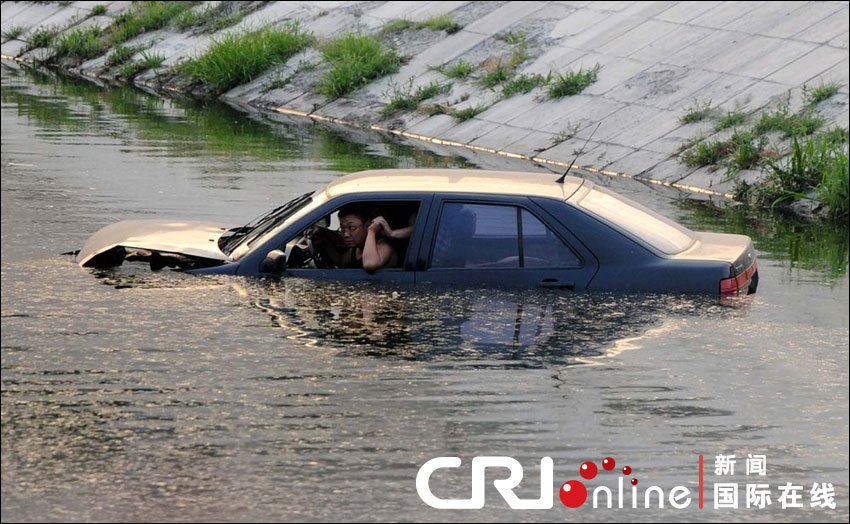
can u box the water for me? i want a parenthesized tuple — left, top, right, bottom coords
(2, 65, 848, 522)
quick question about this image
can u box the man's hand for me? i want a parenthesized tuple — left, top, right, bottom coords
(369, 216, 393, 237)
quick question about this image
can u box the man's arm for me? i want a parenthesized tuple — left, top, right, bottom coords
(362, 224, 396, 272)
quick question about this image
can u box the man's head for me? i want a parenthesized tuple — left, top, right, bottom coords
(338, 205, 370, 248)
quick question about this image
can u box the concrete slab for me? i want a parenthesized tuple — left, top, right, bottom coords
(688, 1, 766, 29)
(792, 6, 849, 44)
(523, 45, 588, 76)
(666, 73, 757, 113)
(549, 8, 610, 39)
(762, 2, 844, 39)
(607, 107, 681, 149)
(2, 3, 62, 34)
(723, 1, 808, 36)
(620, 1, 678, 19)
(30, 6, 88, 33)
(536, 137, 603, 166)
(468, 123, 531, 150)
(735, 39, 817, 80)
(717, 80, 795, 113)
(1, 39, 27, 57)
(579, 54, 652, 96)
(604, 148, 669, 176)
(464, 1, 548, 36)
(476, 92, 542, 125)
(629, 23, 714, 63)
(653, 1, 722, 23)
(806, 60, 850, 95)
(766, 45, 848, 86)
(676, 166, 735, 194)
(441, 117, 501, 144)
(559, 12, 645, 51)
(537, 96, 626, 135)
(503, 129, 559, 156)
(572, 103, 660, 143)
(405, 113, 462, 137)
(641, 157, 697, 182)
(664, 29, 741, 69)
(408, 2, 470, 21)
(598, 19, 679, 58)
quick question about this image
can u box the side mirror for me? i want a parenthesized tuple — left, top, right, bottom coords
(261, 249, 287, 275)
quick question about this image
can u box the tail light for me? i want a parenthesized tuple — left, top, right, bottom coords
(720, 259, 758, 295)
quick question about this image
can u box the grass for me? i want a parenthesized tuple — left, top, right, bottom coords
(175, 4, 244, 32)
(451, 104, 488, 121)
(727, 130, 767, 172)
(501, 30, 526, 45)
(120, 51, 165, 78)
(106, 44, 141, 66)
(680, 99, 714, 124)
(752, 108, 823, 137)
(501, 73, 549, 97)
(178, 24, 314, 93)
(551, 123, 580, 144)
(28, 26, 59, 48)
(91, 4, 107, 16)
(439, 59, 475, 79)
(479, 61, 512, 88)
(548, 63, 600, 99)
(803, 82, 840, 108)
(382, 80, 449, 116)
(715, 111, 747, 131)
(2, 25, 27, 42)
(382, 15, 462, 34)
(107, 1, 194, 45)
(682, 139, 734, 167)
(753, 134, 850, 218)
(53, 26, 103, 59)
(320, 33, 400, 99)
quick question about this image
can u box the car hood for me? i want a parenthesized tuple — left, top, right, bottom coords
(77, 219, 234, 267)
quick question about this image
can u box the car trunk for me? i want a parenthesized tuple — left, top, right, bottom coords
(674, 232, 758, 295)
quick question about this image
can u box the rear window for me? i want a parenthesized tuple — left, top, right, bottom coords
(578, 187, 694, 254)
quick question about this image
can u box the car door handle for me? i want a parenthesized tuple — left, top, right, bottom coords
(539, 278, 574, 289)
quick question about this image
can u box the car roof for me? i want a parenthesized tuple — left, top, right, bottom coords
(323, 169, 583, 200)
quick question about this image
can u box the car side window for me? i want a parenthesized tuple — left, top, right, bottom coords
(521, 209, 581, 267)
(431, 203, 519, 268)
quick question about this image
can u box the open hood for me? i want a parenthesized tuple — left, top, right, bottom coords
(77, 219, 234, 268)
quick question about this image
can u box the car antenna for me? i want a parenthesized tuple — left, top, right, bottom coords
(556, 121, 601, 184)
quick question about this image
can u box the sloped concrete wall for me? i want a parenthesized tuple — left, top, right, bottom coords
(2, 1, 848, 198)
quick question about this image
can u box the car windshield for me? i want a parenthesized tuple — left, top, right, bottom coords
(578, 186, 695, 254)
(220, 192, 313, 256)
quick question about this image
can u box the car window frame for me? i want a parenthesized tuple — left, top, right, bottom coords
(236, 192, 433, 276)
(423, 195, 584, 271)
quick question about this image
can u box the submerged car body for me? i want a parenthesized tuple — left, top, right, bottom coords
(77, 169, 759, 295)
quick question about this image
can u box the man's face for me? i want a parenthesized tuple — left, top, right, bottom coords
(339, 214, 368, 248)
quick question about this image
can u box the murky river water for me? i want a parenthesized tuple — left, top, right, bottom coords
(2, 66, 848, 522)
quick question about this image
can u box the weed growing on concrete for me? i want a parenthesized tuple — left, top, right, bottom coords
(548, 64, 600, 99)
(53, 26, 103, 59)
(681, 139, 734, 167)
(260, 61, 317, 92)
(715, 111, 747, 131)
(382, 15, 462, 34)
(754, 134, 850, 218)
(176, 4, 244, 32)
(439, 60, 475, 79)
(120, 51, 165, 78)
(91, 4, 107, 16)
(479, 61, 512, 88)
(502, 73, 550, 97)
(753, 109, 823, 137)
(552, 123, 580, 144)
(382, 79, 450, 115)
(501, 30, 526, 45)
(107, 1, 194, 45)
(320, 33, 400, 99)
(679, 99, 714, 124)
(179, 24, 314, 94)
(2, 25, 27, 43)
(28, 26, 59, 48)
(452, 104, 488, 121)
(803, 82, 840, 108)
(728, 130, 767, 172)
(106, 44, 141, 66)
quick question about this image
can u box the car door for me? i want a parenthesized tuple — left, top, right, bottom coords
(415, 194, 598, 289)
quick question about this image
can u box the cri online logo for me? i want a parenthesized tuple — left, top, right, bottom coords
(417, 456, 696, 510)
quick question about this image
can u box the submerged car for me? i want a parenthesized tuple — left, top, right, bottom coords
(77, 169, 758, 295)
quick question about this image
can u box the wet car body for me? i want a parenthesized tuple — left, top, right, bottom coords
(77, 169, 759, 295)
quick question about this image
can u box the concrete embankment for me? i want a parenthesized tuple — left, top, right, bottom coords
(2, 1, 848, 201)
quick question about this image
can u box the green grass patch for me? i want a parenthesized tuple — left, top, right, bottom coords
(501, 30, 526, 45)
(320, 33, 400, 99)
(821, 126, 849, 146)
(757, 134, 850, 218)
(501, 73, 549, 97)
(681, 139, 735, 167)
(679, 99, 713, 124)
(439, 59, 474, 79)
(107, 1, 194, 45)
(803, 82, 840, 108)
(727, 130, 767, 172)
(382, 15, 462, 34)
(2, 25, 27, 42)
(175, 4, 244, 32)
(382, 80, 450, 116)
(28, 26, 59, 48)
(452, 104, 487, 121)
(120, 51, 165, 78)
(91, 4, 107, 16)
(479, 61, 512, 88)
(178, 24, 314, 94)
(106, 44, 141, 66)
(715, 111, 747, 131)
(753, 109, 823, 137)
(53, 26, 103, 59)
(548, 63, 600, 99)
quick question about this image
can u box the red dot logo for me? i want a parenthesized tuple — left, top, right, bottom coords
(602, 457, 616, 470)
(559, 480, 588, 508)
(580, 461, 598, 479)
(622, 466, 632, 475)
(631, 478, 639, 486)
